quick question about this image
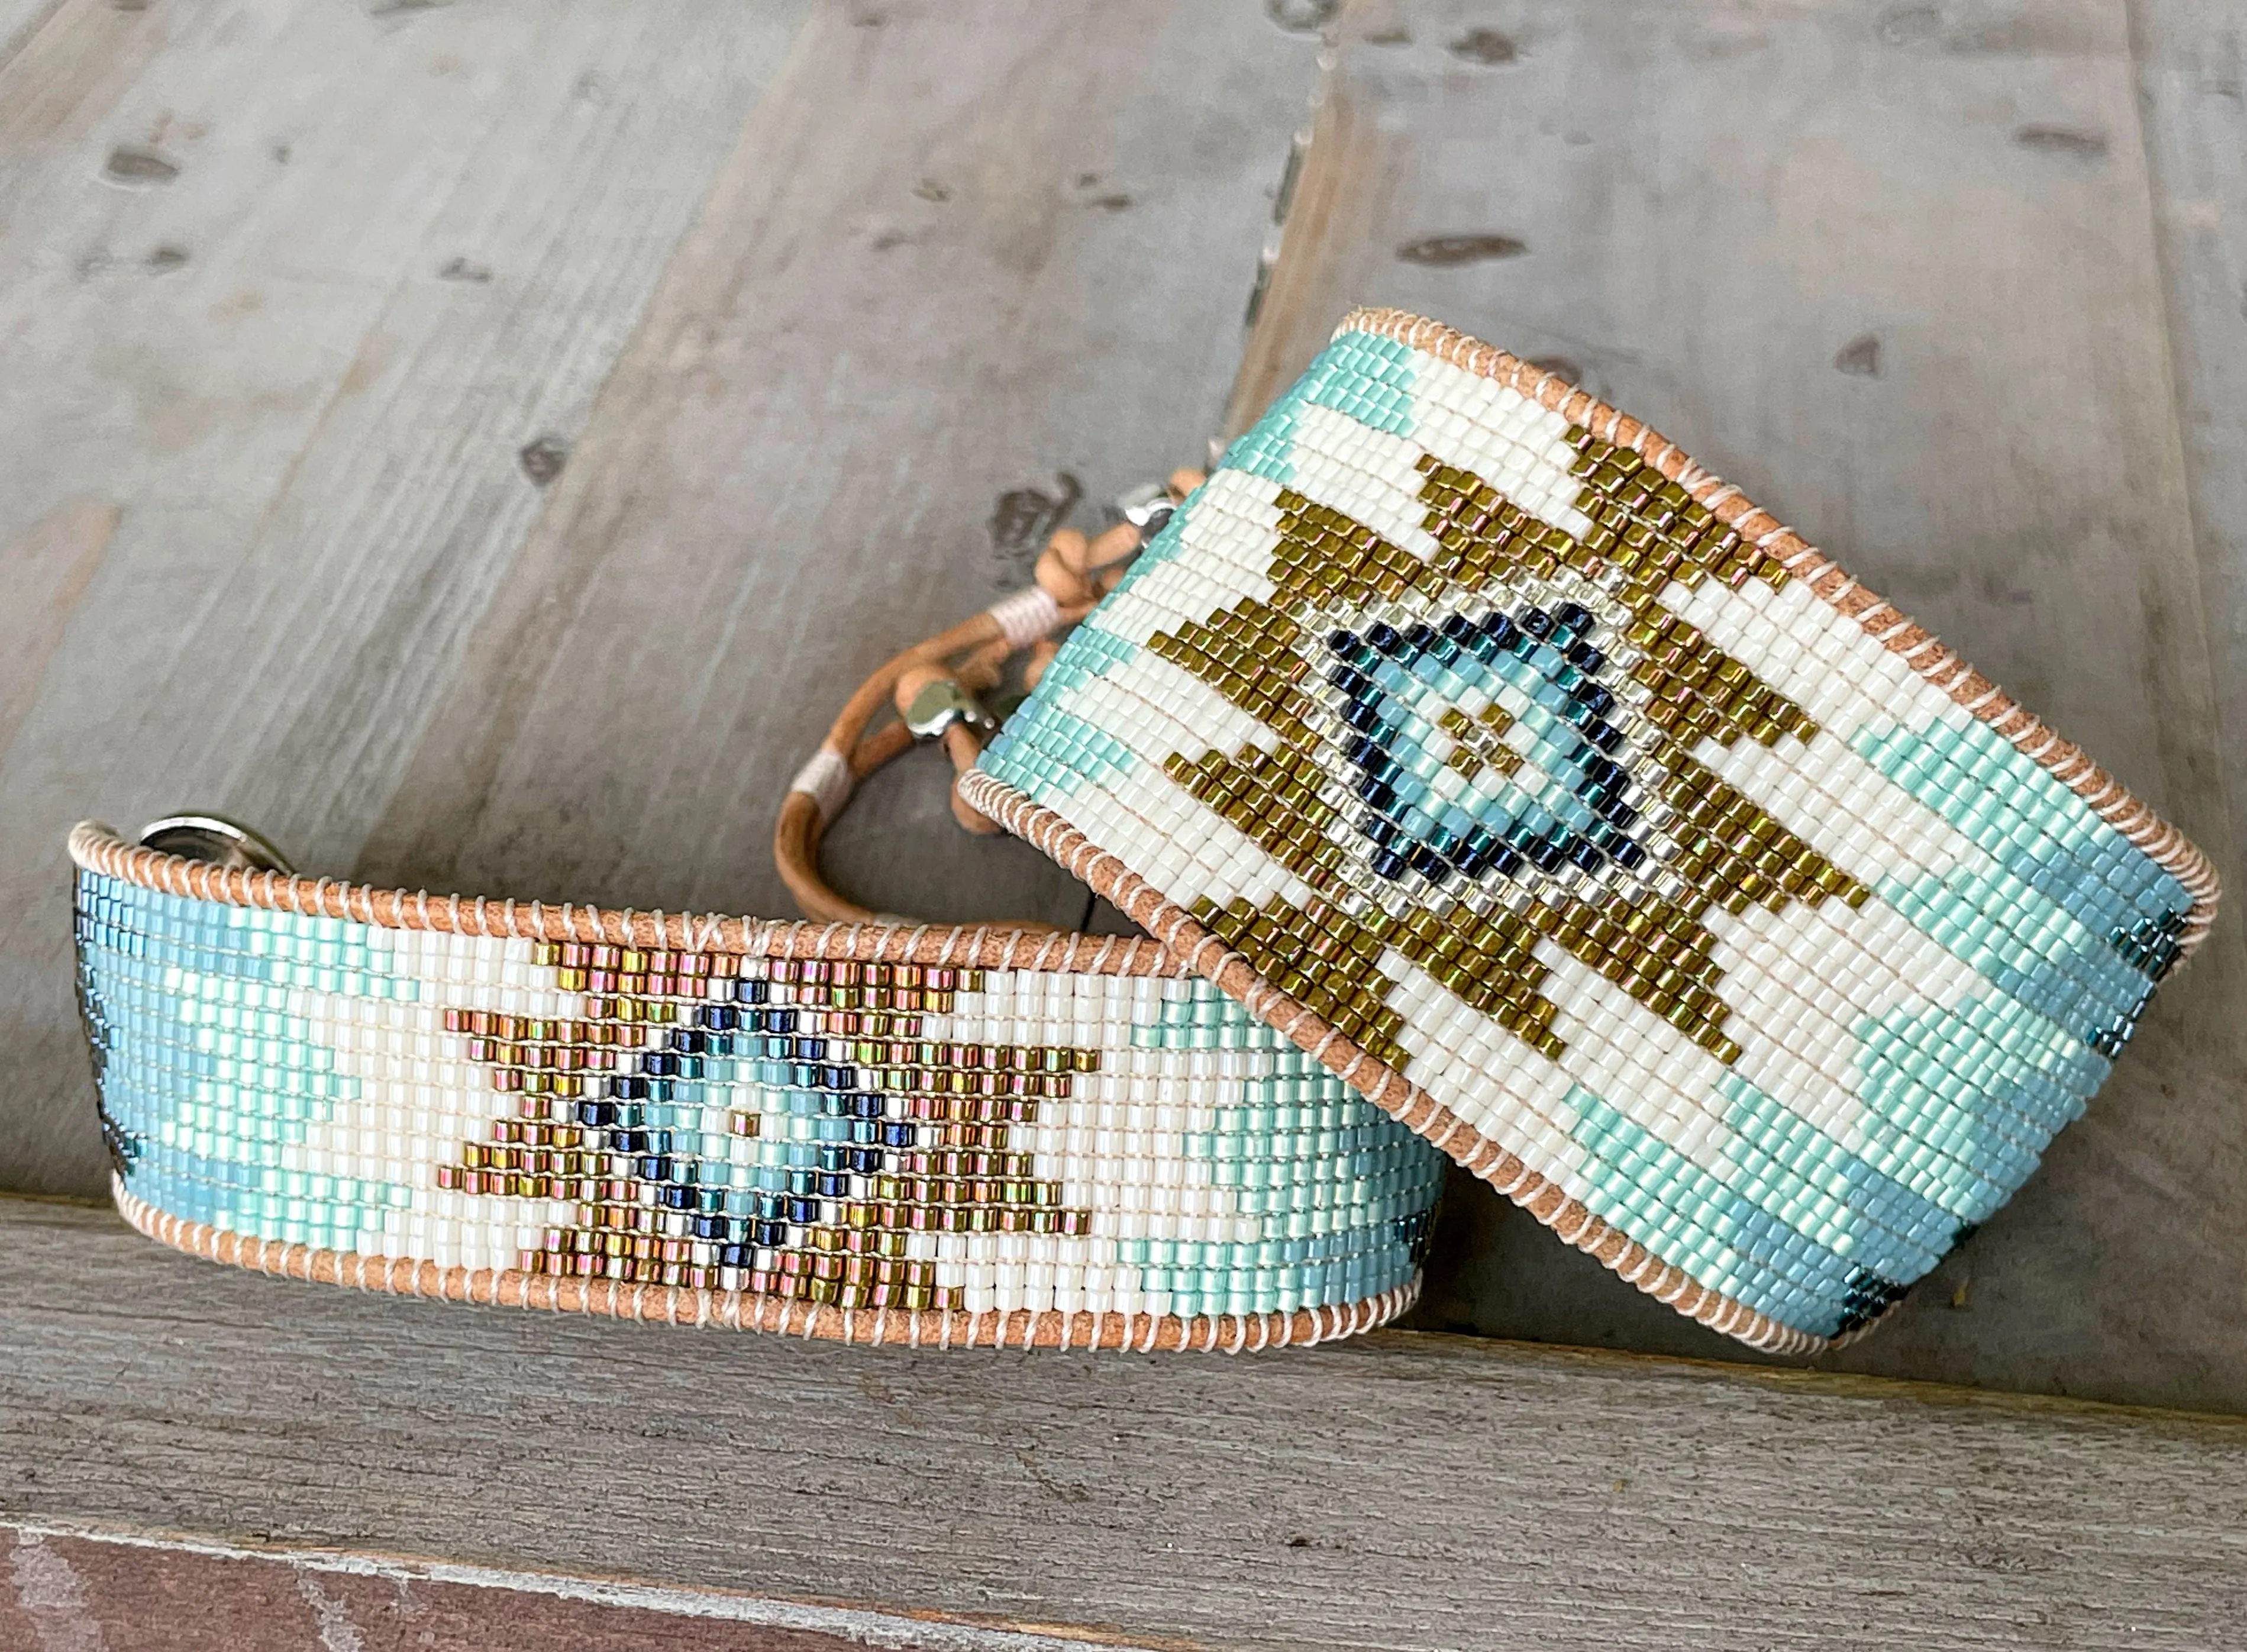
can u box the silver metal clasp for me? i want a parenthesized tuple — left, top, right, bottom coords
(902, 679, 999, 743)
(135, 814, 295, 875)
(1115, 479, 1177, 542)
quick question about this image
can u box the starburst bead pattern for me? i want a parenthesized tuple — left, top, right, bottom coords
(964, 308, 2217, 1353)
(70, 830, 1444, 1352)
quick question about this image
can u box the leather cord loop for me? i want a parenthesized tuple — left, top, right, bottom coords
(773, 471, 1203, 930)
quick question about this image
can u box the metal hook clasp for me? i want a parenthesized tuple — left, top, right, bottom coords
(135, 814, 295, 875)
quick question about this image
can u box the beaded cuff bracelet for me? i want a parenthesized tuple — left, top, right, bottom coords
(70, 824, 1442, 1351)
(962, 307, 2219, 1354)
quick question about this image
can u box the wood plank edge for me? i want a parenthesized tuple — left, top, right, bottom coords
(1365, 1325, 2247, 1432)
(15, 1192, 2246, 1431)
(1, 1517, 1186, 1652)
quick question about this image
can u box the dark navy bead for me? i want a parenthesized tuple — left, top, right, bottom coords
(1327, 628, 1357, 654)
(1554, 601, 1593, 634)
(1367, 622, 1403, 654)
(1520, 607, 1554, 639)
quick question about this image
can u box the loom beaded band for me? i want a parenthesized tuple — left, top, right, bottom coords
(69, 824, 1442, 1351)
(960, 308, 2219, 1355)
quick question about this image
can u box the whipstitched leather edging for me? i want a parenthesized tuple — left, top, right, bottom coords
(114, 1180, 1420, 1353)
(956, 767, 1846, 1359)
(1342, 306, 2221, 956)
(69, 822, 1180, 975)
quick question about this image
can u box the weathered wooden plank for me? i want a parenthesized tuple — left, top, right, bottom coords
(0, 1525, 1115, 1652)
(6, 1197, 2246, 1652)
(351, 0, 1320, 926)
(2134, 2, 2247, 879)
(1236, 0, 2247, 1411)
(0, 0, 62, 72)
(0, 0, 811, 1196)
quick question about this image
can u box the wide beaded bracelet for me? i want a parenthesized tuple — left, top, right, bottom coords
(962, 307, 2220, 1355)
(69, 823, 1444, 1351)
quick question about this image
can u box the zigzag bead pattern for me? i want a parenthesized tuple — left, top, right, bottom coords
(964, 307, 2219, 1354)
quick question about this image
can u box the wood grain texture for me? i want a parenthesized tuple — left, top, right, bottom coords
(1232, 0, 2247, 1411)
(352, 0, 1319, 924)
(6, 1196, 2247, 1652)
(0, 1527, 1119, 1652)
(0, 0, 811, 1196)
(0, 0, 62, 73)
(2135, 1, 2247, 880)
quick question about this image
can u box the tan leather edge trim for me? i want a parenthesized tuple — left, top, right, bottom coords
(1338, 305, 2222, 960)
(954, 770, 1849, 1359)
(112, 1179, 1419, 1355)
(67, 822, 1185, 976)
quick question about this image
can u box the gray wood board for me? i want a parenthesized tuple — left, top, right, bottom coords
(2136, 4, 2247, 882)
(0, 0, 59, 71)
(6, 1197, 2247, 1652)
(1221, 0, 2247, 1411)
(350, 0, 1319, 922)
(0, 1527, 1118, 1652)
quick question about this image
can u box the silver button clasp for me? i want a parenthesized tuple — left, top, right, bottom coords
(135, 814, 295, 875)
